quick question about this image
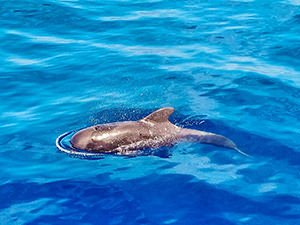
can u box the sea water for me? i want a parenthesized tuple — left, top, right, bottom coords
(0, 0, 300, 224)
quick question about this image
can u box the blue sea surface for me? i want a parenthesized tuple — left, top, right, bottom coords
(1, 0, 300, 224)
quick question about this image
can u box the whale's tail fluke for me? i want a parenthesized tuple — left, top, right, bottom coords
(179, 128, 250, 157)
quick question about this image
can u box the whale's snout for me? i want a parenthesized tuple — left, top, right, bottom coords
(70, 127, 94, 150)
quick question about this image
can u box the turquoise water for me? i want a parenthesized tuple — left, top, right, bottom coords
(1, 0, 300, 224)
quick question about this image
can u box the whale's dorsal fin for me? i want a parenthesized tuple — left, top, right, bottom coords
(141, 107, 174, 123)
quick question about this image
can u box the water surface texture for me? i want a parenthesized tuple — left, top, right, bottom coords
(1, 0, 300, 224)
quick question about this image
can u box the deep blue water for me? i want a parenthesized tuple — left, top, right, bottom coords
(1, 0, 300, 224)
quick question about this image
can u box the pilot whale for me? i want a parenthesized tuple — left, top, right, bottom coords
(70, 107, 247, 156)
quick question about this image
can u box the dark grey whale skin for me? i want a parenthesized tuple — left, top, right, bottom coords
(71, 107, 247, 155)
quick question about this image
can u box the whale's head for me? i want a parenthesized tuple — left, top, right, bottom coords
(70, 126, 96, 150)
(70, 124, 120, 152)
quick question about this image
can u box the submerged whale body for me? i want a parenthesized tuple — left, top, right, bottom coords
(70, 107, 248, 156)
